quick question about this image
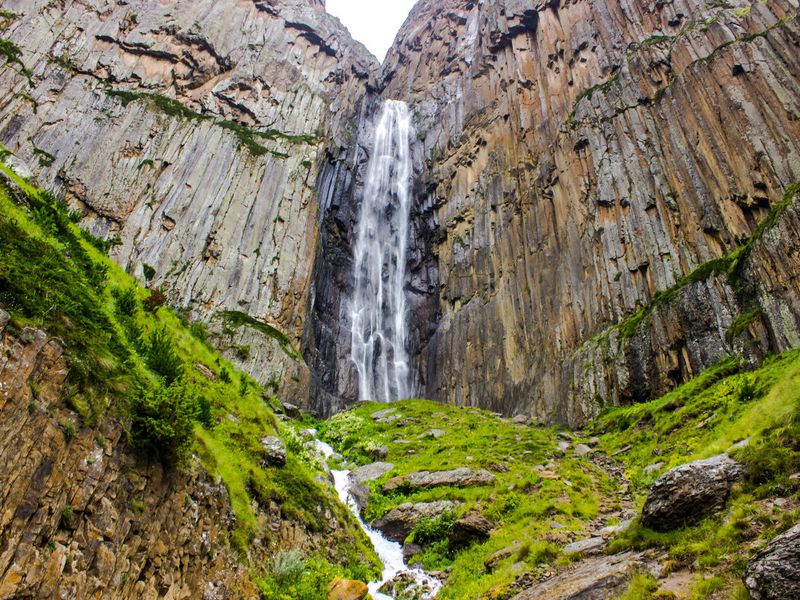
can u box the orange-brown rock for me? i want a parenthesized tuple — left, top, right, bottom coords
(327, 577, 369, 600)
(311, 0, 800, 424)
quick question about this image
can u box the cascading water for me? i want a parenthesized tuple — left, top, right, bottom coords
(349, 100, 414, 403)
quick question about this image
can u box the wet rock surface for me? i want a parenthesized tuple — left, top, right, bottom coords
(642, 454, 744, 531)
(744, 524, 800, 600)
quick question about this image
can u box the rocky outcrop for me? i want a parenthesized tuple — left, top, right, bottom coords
(641, 454, 744, 532)
(0, 0, 378, 396)
(373, 501, 458, 543)
(744, 524, 800, 600)
(312, 0, 800, 422)
(350, 462, 395, 484)
(448, 511, 494, 549)
(382, 468, 495, 493)
(510, 551, 647, 600)
(0, 318, 256, 599)
(327, 577, 369, 600)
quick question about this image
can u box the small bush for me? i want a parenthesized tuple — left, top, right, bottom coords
(408, 509, 459, 545)
(129, 378, 200, 463)
(143, 288, 166, 312)
(219, 368, 231, 383)
(144, 326, 183, 384)
(271, 550, 306, 585)
(60, 420, 76, 440)
(112, 287, 139, 317)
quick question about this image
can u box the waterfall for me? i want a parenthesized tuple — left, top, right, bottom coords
(349, 100, 414, 403)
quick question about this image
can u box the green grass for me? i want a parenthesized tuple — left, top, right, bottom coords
(0, 150, 379, 588)
(319, 400, 613, 599)
(106, 89, 316, 158)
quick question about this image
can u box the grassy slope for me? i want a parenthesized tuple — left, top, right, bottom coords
(0, 158, 379, 597)
(320, 349, 800, 599)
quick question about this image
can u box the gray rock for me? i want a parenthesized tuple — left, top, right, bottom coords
(512, 414, 531, 425)
(744, 524, 800, 600)
(643, 462, 665, 474)
(449, 511, 494, 548)
(369, 445, 390, 460)
(280, 402, 301, 419)
(587, 437, 601, 447)
(557, 432, 574, 442)
(557, 440, 572, 452)
(484, 545, 522, 572)
(373, 501, 458, 542)
(0, 309, 9, 332)
(371, 408, 397, 420)
(402, 542, 423, 563)
(421, 429, 446, 439)
(383, 468, 495, 492)
(349, 484, 370, 515)
(510, 551, 646, 599)
(350, 462, 394, 484)
(563, 537, 606, 556)
(260, 436, 286, 467)
(574, 444, 593, 456)
(641, 454, 743, 531)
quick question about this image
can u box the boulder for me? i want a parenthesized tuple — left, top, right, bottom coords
(280, 402, 301, 419)
(449, 511, 494, 548)
(512, 414, 531, 425)
(327, 578, 368, 600)
(641, 454, 743, 531)
(574, 444, 593, 456)
(510, 551, 646, 599)
(369, 445, 390, 460)
(383, 468, 495, 493)
(403, 542, 423, 563)
(350, 462, 394, 484)
(421, 429, 446, 439)
(744, 524, 800, 599)
(373, 501, 458, 542)
(260, 436, 286, 467)
(349, 484, 370, 515)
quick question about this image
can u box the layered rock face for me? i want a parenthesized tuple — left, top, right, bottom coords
(371, 0, 800, 423)
(0, 0, 377, 393)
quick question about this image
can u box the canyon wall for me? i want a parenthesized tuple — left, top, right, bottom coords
(310, 0, 800, 423)
(373, 0, 800, 424)
(0, 0, 377, 395)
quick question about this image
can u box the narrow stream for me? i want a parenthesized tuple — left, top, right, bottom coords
(313, 438, 441, 599)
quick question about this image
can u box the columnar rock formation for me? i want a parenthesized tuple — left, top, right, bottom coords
(3, 0, 800, 423)
(0, 0, 378, 393)
(312, 0, 800, 423)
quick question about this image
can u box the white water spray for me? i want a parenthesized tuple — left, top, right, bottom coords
(350, 100, 414, 402)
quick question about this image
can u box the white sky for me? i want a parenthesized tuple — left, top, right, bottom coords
(326, 0, 418, 62)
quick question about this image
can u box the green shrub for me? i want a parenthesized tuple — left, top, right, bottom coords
(112, 287, 139, 317)
(144, 326, 183, 384)
(129, 378, 200, 463)
(271, 550, 306, 585)
(408, 509, 459, 545)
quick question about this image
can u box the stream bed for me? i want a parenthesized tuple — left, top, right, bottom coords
(313, 438, 441, 599)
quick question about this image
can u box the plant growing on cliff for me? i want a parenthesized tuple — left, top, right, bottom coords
(271, 550, 306, 584)
(129, 378, 200, 463)
(144, 326, 183, 384)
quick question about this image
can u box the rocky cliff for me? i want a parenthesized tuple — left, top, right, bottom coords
(0, 314, 256, 599)
(0, 0, 378, 394)
(311, 0, 800, 423)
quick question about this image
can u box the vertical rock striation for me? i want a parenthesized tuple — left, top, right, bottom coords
(0, 0, 378, 394)
(364, 0, 800, 424)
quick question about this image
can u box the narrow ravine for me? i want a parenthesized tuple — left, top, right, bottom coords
(313, 438, 441, 599)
